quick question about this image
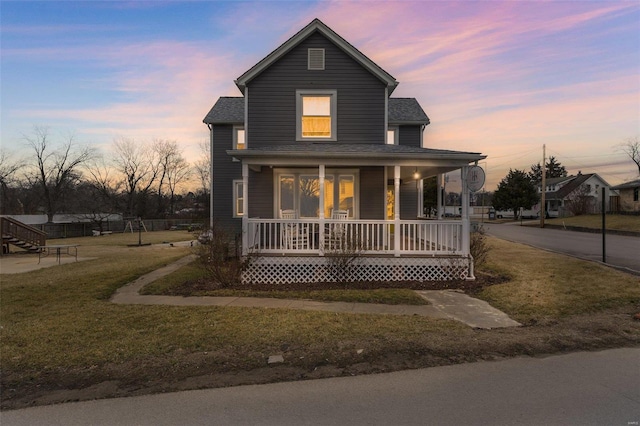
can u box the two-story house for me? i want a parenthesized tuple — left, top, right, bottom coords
(203, 19, 485, 284)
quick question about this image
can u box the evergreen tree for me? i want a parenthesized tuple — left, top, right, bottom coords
(493, 169, 539, 219)
(529, 156, 567, 183)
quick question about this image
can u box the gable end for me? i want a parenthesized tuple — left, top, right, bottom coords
(235, 19, 398, 94)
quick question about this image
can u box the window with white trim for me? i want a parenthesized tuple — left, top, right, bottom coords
(276, 169, 357, 218)
(296, 90, 337, 141)
(386, 127, 398, 145)
(233, 180, 244, 217)
(233, 126, 245, 150)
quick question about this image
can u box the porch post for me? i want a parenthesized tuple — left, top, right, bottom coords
(241, 162, 249, 256)
(394, 165, 400, 257)
(319, 164, 325, 256)
(418, 178, 424, 217)
(437, 173, 443, 219)
(460, 166, 470, 256)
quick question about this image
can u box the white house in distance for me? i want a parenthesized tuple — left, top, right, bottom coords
(540, 172, 614, 217)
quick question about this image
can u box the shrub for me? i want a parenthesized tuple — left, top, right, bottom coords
(470, 227, 489, 267)
(323, 228, 364, 285)
(196, 225, 245, 288)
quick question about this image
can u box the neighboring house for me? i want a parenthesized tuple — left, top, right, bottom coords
(611, 179, 640, 213)
(539, 173, 613, 217)
(203, 19, 485, 284)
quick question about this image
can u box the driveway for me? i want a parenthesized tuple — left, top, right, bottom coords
(483, 222, 640, 274)
(2, 348, 638, 425)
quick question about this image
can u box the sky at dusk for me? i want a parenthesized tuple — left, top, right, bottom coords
(1, 0, 639, 190)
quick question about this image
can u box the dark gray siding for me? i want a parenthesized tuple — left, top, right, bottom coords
(247, 32, 386, 146)
(248, 167, 274, 218)
(398, 125, 422, 147)
(212, 125, 242, 235)
(359, 167, 385, 219)
(400, 182, 419, 220)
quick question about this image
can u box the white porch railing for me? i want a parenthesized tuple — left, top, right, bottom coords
(246, 218, 463, 256)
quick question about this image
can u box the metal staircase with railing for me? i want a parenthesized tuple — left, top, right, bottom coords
(1, 217, 47, 254)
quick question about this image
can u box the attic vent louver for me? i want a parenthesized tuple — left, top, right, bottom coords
(308, 48, 325, 70)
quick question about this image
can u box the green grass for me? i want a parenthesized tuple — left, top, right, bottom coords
(477, 237, 640, 322)
(0, 231, 458, 379)
(2, 231, 639, 408)
(543, 214, 640, 232)
(141, 261, 428, 305)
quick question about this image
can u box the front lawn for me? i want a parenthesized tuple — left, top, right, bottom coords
(543, 214, 640, 232)
(1, 232, 639, 409)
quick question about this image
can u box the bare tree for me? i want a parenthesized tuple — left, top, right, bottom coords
(23, 126, 93, 222)
(565, 184, 594, 216)
(0, 148, 25, 214)
(165, 152, 191, 215)
(152, 139, 191, 216)
(194, 139, 210, 196)
(111, 137, 158, 217)
(618, 137, 640, 176)
(83, 155, 123, 215)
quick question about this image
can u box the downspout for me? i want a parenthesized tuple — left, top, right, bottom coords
(207, 123, 214, 230)
(384, 88, 388, 143)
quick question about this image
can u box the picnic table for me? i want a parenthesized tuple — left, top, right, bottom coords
(39, 244, 78, 264)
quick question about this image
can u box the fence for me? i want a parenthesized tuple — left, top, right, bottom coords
(32, 219, 205, 239)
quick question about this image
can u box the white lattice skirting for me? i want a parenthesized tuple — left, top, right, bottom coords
(242, 256, 472, 285)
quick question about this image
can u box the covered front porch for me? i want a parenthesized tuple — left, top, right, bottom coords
(229, 144, 485, 284)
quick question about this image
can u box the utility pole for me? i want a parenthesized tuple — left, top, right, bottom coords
(540, 144, 546, 228)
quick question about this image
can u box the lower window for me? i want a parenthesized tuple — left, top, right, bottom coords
(277, 170, 356, 218)
(233, 180, 243, 217)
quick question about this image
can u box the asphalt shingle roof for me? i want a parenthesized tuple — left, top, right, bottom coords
(203, 97, 430, 125)
(203, 97, 244, 124)
(388, 98, 430, 124)
(611, 179, 640, 190)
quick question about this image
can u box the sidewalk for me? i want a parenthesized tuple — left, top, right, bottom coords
(111, 255, 521, 329)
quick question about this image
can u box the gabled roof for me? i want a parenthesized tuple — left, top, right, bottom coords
(553, 173, 593, 199)
(611, 178, 640, 190)
(545, 173, 611, 199)
(544, 176, 573, 187)
(203, 97, 244, 124)
(234, 18, 399, 94)
(204, 96, 430, 125)
(388, 98, 430, 125)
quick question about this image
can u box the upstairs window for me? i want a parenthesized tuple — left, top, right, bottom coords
(233, 126, 245, 150)
(386, 127, 397, 145)
(296, 90, 337, 141)
(308, 48, 325, 70)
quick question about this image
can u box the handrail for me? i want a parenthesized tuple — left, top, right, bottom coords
(247, 218, 464, 256)
(1, 217, 47, 249)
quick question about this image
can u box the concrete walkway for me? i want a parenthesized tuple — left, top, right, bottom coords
(111, 255, 521, 329)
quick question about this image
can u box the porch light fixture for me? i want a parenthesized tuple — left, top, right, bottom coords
(413, 168, 420, 179)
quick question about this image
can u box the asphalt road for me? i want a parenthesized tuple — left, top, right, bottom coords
(483, 222, 640, 274)
(2, 348, 639, 426)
